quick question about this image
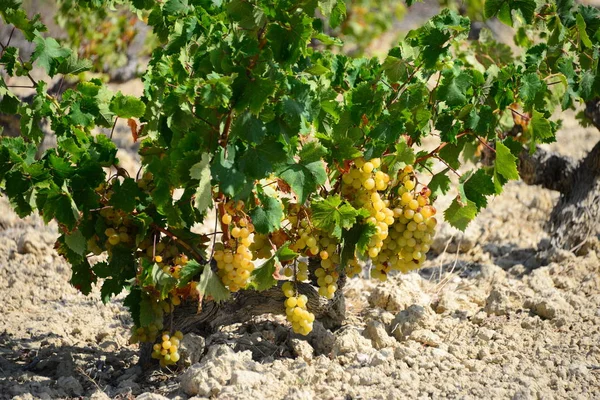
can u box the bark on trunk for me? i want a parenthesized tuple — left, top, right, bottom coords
(516, 99, 600, 253)
(170, 277, 346, 336)
(139, 265, 347, 367)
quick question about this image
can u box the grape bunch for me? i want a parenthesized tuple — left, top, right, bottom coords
(214, 205, 255, 292)
(282, 282, 315, 336)
(151, 330, 184, 367)
(341, 158, 396, 261)
(370, 166, 437, 281)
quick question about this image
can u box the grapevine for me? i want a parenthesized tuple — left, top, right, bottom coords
(1, 0, 599, 367)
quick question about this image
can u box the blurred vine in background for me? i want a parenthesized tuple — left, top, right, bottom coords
(337, 0, 407, 54)
(54, 0, 155, 77)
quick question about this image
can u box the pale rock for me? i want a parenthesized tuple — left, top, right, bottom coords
(408, 329, 442, 347)
(435, 290, 478, 315)
(56, 376, 83, 397)
(370, 348, 394, 367)
(363, 320, 396, 349)
(17, 231, 56, 258)
(89, 391, 111, 400)
(527, 268, 556, 292)
(179, 345, 255, 396)
(332, 328, 374, 357)
(230, 370, 265, 386)
(430, 221, 481, 254)
(485, 287, 519, 316)
(117, 379, 140, 394)
(283, 388, 314, 400)
(136, 394, 170, 400)
(390, 304, 436, 341)
(368, 274, 430, 312)
(394, 344, 420, 360)
(290, 338, 314, 361)
(477, 327, 496, 342)
(179, 333, 206, 366)
(524, 293, 572, 320)
(478, 263, 507, 283)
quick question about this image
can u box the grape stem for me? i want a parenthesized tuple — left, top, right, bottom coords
(151, 224, 206, 263)
(414, 130, 470, 164)
(217, 196, 231, 243)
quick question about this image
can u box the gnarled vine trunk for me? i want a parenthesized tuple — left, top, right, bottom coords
(518, 99, 600, 253)
(139, 261, 346, 366)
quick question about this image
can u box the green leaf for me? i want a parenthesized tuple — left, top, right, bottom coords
(124, 288, 142, 326)
(31, 32, 71, 76)
(519, 73, 545, 109)
(251, 257, 277, 291)
(576, 13, 593, 48)
(484, 0, 536, 25)
(42, 183, 80, 229)
(101, 278, 125, 303)
(329, 1, 346, 29)
(382, 56, 408, 83)
(151, 263, 178, 299)
(277, 160, 327, 204)
(495, 141, 520, 182)
(211, 146, 251, 198)
(139, 292, 155, 326)
(444, 197, 478, 231)
(231, 113, 266, 144)
(461, 169, 495, 210)
(438, 69, 472, 107)
(164, 0, 189, 15)
(110, 92, 146, 119)
(428, 170, 451, 201)
(311, 195, 362, 240)
(57, 53, 93, 75)
(198, 264, 230, 301)
(528, 110, 555, 150)
(276, 243, 298, 262)
(384, 139, 416, 178)
(178, 259, 203, 287)
(250, 190, 283, 234)
(110, 178, 143, 213)
(65, 230, 86, 256)
(579, 70, 596, 100)
(341, 222, 376, 265)
(299, 141, 328, 163)
(190, 153, 213, 214)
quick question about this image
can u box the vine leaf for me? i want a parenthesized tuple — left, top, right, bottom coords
(197, 264, 230, 302)
(277, 160, 327, 204)
(460, 169, 495, 210)
(31, 32, 71, 77)
(250, 189, 283, 234)
(340, 222, 376, 266)
(110, 92, 146, 119)
(311, 195, 367, 240)
(150, 263, 178, 299)
(177, 259, 203, 287)
(528, 110, 555, 152)
(427, 169, 451, 201)
(251, 243, 297, 291)
(190, 153, 213, 214)
(251, 257, 277, 291)
(110, 178, 143, 213)
(444, 197, 478, 231)
(495, 141, 520, 182)
(65, 230, 86, 256)
(484, 0, 536, 26)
